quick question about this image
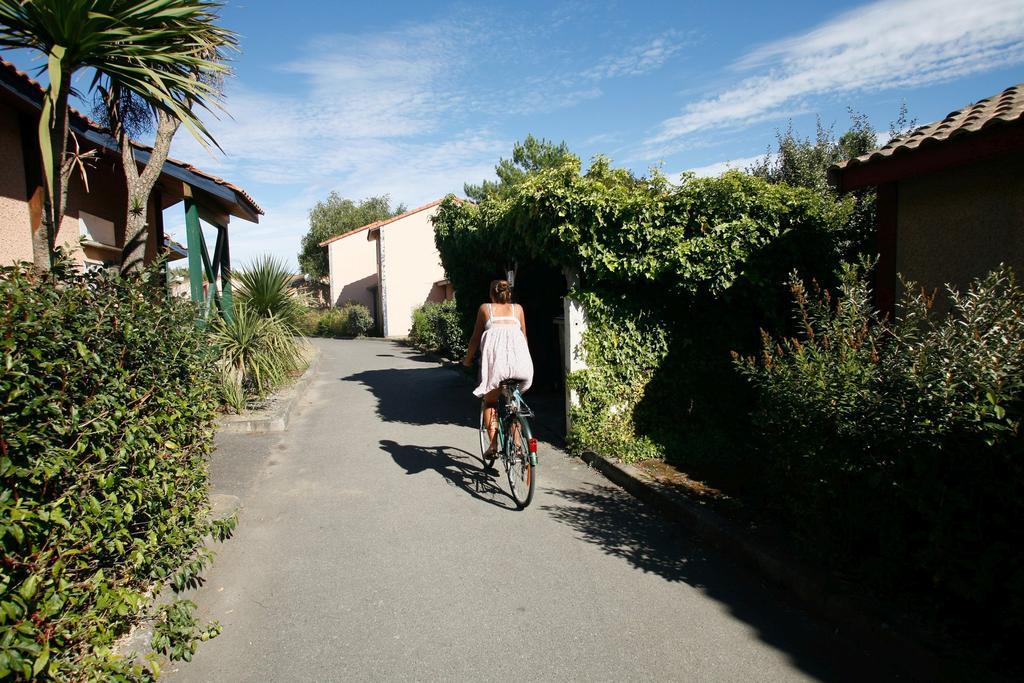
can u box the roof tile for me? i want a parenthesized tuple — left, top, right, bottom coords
(834, 82, 1024, 172)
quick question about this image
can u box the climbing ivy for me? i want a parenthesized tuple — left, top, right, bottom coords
(433, 158, 857, 467)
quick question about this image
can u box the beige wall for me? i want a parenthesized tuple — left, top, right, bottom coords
(897, 155, 1024, 304)
(64, 157, 128, 265)
(0, 101, 130, 268)
(0, 102, 32, 265)
(379, 205, 445, 337)
(327, 229, 379, 314)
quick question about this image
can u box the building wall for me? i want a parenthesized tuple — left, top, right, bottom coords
(327, 229, 379, 313)
(379, 206, 445, 337)
(0, 101, 32, 264)
(65, 156, 128, 265)
(0, 102, 131, 268)
(897, 155, 1024, 303)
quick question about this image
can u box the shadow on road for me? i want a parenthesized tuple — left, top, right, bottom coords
(342, 365, 478, 428)
(542, 483, 876, 681)
(378, 440, 518, 510)
(346, 344, 874, 679)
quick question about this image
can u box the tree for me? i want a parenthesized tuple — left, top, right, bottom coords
(748, 111, 877, 193)
(748, 110, 884, 256)
(297, 194, 405, 280)
(0, 0, 233, 271)
(464, 134, 578, 201)
(102, 38, 235, 275)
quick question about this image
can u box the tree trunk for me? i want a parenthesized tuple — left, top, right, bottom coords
(120, 110, 181, 276)
(35, 77, 71, 271)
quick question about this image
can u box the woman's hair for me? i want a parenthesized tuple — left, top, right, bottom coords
(489, 279, 512, 304)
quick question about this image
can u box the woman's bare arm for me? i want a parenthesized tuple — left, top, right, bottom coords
(517, 304, 528, 343)
(462, 305, 487, 366)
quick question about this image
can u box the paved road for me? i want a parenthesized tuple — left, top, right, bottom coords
(168, 338, 887, 682)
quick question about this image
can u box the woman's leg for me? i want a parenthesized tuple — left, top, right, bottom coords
(483, 388, 500, 452)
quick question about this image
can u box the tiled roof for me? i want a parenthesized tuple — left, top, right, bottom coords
(834, 83, 1024, 172)
(0, 58, 262, 217)
(319, 198, 448, 247)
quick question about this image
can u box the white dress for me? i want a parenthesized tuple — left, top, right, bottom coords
(473, 303, 534, 397)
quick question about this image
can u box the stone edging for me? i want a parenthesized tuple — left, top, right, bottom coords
(218, 345, 322, 433)
(579, 449, 960, 682)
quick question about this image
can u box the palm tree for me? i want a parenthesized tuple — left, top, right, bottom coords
(101, 43, 234, 275)
(0, 0, 235, 270)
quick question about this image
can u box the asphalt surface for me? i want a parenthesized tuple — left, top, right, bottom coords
(167, 338, 889, 682)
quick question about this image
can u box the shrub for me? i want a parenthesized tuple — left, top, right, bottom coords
(737, 264, 1024, 656)
(233, 255, 307, 334)
(295, 308, 323, 337)
(314, 308, 345, 337)
(0, 262, 229, 679)
(433, 164, 857, 469)
(210, 304, 305, 402)
(409, 299, 466, 359)
(410, 304, 439, 349)
(340, 302, 373, 337)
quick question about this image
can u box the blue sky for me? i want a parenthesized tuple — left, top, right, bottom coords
(8, 0, 1024, 270)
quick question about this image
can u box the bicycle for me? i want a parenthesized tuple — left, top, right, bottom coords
(479, 379, 538, 508)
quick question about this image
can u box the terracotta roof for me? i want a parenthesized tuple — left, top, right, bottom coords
(833, 83, 1024, 174)
(319, 198, 448, 247)
(0, 58, 262, 218)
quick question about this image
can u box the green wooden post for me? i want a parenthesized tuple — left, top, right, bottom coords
(219, 225, 234, 322)
(183, 197, 205, 320)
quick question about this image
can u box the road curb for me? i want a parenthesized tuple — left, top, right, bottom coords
(218, 344, 321, 433)
(578, 449, 959, 681)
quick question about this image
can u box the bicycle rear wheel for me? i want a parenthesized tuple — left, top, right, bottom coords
(504, 414, 536, 508)
(479, 401, 496, 469)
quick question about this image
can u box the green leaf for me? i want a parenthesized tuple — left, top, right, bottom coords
(32, 645, 49, 677)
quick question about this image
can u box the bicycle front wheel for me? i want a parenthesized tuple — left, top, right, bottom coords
(505, 414, 536, 508)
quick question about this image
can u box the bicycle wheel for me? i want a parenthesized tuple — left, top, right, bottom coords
(504, 414, 536, 508)
(479, 401, 496, 468)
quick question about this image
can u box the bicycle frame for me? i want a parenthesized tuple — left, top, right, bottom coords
(494, 384, 537, 466)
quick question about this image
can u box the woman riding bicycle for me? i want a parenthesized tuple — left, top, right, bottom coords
(462, 279, 534, 458)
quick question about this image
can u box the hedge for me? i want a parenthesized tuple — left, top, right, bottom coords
(1, 262, 230, 680)
(433, 160, 857, 467)
(299, 303, 374, 338)
(409, 299, 466, 359)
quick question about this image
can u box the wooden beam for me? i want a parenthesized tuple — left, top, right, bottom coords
(219, 224, 233, 322)
(184, 197, 205, 317)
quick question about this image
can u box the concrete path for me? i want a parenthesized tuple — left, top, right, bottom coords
(168, 338, 888, 682)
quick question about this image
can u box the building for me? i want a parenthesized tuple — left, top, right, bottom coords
(0, 59, 261, 318)
(320, 199, 451, 337)
(830, 83, 1024, 315)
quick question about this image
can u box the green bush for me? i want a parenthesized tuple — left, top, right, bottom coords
(313, 308, 345, 337)
(233, 255, 306, 334)
(409, 299, 466, 359)
(738, 264, 1024, 656)
(210, 304, 305, 404)
(295, 308, 323, 337)
(433, 163, 857, 468)
(303, 303, 375, 338)
(0, 262, 230, 679)
(340, 302, 373, 337)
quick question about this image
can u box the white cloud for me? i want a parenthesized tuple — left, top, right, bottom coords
(584, 33, 688, 80)
(647, 0, 1024, 150)
(164, 19, 691, 269)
